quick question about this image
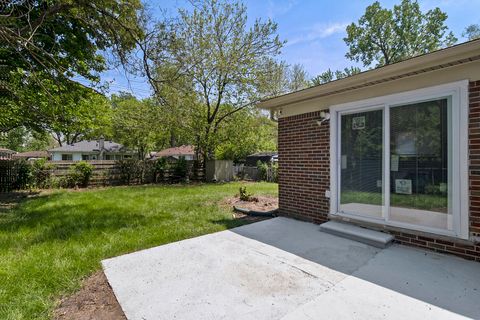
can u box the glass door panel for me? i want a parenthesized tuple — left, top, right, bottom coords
(339, 109, 385, 219)
(389, 98, 452, 231)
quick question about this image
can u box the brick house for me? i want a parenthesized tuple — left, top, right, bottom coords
(259, 39, 480, 262)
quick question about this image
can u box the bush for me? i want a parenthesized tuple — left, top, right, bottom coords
(12, 160, 33, 190)
(117, 159, 141, 185)
(256, 160, 278, 182)
(173, 156, 188, 182)
(239, 186, 253, 201)
(65, 161, 93, 188)
(153, 158, 168, 183)
(31, 159, 54, 188)
(256, 160, 269, 181)
(271, 162, 278, 183)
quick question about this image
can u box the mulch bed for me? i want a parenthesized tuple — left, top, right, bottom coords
(221, 195, 278, 212)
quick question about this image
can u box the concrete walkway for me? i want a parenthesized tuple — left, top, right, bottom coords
(102, 218, 480, 320)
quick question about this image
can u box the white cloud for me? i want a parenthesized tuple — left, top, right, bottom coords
(286, 22, 348, 47)
(266, 0, 298, 19)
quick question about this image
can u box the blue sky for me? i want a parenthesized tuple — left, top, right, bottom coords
(102, 0, 480, 98)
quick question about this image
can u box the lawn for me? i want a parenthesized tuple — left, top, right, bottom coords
(341, 191, 448, 212)
(0, 182, 278, 320)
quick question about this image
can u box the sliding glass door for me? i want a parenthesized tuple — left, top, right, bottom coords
(339, 109, 385, 219)
(389, 98, 452, 231)
(338, 97, 453, 232)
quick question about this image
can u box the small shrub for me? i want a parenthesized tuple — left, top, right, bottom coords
(271, 162, 278, 183)
(256, 160, 269, 181)
(32, 159, 54, 188)
(153, 158, 168, 183)
(66, 161, 94, 188)
(173, 156, 188, 182)
(117, 159, 141, 185)
(239, 186, 254, 201)
(12, 160, 33, 190)
(47, 176, 62, 189)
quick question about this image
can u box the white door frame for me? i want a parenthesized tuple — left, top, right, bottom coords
(329, 80, 469, 239)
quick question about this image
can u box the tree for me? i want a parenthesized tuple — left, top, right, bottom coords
(344, 0, 457, 68)
(0, 126, 54, 152)
(0, 127, 26, 151)
(0, 0, 145, 132)
(463, 24, 480, 40)
(258, 60, 290, 99)
(111, 94, 168, 160)
(148, 0, 283, 162)
(46, 87, 113, 146)
(288, 64, 310, 92)
(311, 66, 362, 85)
(215, 110, 277, 162)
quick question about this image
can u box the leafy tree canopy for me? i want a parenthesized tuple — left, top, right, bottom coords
(0, 0, 145, 132)
(463, 24, 480, 40)
(311, 66, 362, 85)
(147, 0, 283, 161)
(344, 0, 457, 67)
(111, 94, 169, 160)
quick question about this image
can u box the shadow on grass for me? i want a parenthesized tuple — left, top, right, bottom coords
(0, 191, 41, 213)
(0, 192, 173, 248)
(209, 216, 271, 230)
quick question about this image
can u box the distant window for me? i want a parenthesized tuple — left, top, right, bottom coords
(82, 155, 90, 160)
(123, 155, 132, 159)
(62, 154, 73, 161)
(105, 155, 112, 160)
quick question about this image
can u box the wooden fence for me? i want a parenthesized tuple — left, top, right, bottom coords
(0, 160, 15, 192)
(0, 159, 205, 192)
(233, 164, 277, 182)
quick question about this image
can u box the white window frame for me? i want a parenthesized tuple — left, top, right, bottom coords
(329, 80, 469, 239)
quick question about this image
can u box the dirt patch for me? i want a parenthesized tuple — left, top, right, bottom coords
(54, 271, 125, 320)
(222, 195, 278, 212)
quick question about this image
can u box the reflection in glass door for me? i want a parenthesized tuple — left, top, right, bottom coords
(389, 98, 452, 231)
(338, 98, 453, 233)
(339, 109, 384, 219)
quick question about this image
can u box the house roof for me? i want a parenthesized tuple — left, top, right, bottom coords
(13, 151, 49, 159)
(0, 147, 16, 154)
(155, 145, 195, 157)
(258, 39, 480, 110)
(49, 140, 125, 153)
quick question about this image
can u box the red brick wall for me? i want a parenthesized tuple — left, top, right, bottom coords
(277, 82, 480, 262)
(277, 111, 330, 224)
(469, 80, 480, 239)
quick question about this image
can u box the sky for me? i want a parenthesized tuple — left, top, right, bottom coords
(101, 0, 480, 98)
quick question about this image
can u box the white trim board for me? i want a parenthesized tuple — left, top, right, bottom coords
(329, 80, 469, 240)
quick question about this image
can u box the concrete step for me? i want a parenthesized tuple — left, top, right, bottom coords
(319, 221, 394, 248)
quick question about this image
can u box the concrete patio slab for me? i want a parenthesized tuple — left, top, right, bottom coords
(102, 218, 480, 320)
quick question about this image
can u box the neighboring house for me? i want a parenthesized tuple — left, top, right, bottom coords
(0, 147, 16, 160)
(49, 138, 134, 161)
(152, 145, 196, 161)
(13, 151, 50, 161)
(245, 152, 277, 166)
(258, 39, 480, 261)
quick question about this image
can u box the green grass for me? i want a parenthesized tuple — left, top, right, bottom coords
(341, 191, 447, 212)
(0, 182, 278, 320)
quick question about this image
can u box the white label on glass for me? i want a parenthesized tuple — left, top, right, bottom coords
(395, 179, 412, 194)
(341, 155, 347, 169)
(352, 116, 365, 130)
